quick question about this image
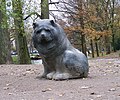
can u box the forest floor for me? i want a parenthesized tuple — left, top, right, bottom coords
(0, 51, 120, 100)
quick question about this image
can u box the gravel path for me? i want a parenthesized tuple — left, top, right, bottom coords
(0, 58, 120, 100)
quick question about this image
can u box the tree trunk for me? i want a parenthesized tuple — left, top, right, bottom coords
(111, 0, 116, 52)
(79, 0, 87, 56)
(81, 34, 87, 56)
(90, 39, 94, 58)
(105, 36, 111, 54)
(95, 40, 99, 57)
(0, 0, 12, 64)
(12, 0, 31, 64)
(41, 0, 49, 19)
(104, 0, 111, 54)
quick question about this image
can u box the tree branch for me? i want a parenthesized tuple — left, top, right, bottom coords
(23, 12, 41, 20)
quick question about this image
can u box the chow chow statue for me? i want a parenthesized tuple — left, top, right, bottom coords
(32, 19, 89, 80)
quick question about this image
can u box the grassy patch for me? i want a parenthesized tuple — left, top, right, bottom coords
(12, 55, 18, 64)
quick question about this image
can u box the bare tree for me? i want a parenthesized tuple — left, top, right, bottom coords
(12, 0, 31, 64)
(41, 0, 49, 19)
(0, 0, 12, 64)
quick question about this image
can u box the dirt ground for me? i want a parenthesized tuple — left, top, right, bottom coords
(0, 57, 120, 100)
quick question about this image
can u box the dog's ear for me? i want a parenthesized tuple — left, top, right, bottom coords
(33, 22, 38, 29)
(50, 20, 56, 27)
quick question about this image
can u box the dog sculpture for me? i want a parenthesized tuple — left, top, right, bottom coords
(32, 19, 89, 80)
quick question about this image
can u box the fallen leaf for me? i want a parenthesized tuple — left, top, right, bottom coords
(6, 83, 11, 86)
(8, 93, 13, 95)
(26, 69, 31, 71)
(42, 88, 52, 92)
(108, 62, 112, 64)
(58, 93, 65, 97)
(25, 69, 35, 74)
(109, 88, 116, 91)
(116, 65, 119, 67)
(90, 92, 102, 98)
(3, 87, 9, 90)
(81, 86, 91, 89)
(90, 92, 96, 95)
(96, 95, 102, 98)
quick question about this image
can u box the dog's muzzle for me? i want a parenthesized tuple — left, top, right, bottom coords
(39, 31, 53, 44)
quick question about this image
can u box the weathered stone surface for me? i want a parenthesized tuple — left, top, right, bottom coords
(32, 19, 89, 80)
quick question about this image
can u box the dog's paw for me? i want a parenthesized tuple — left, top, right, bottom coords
(46, 72, 55, 80)
(53, 73, 72, 80)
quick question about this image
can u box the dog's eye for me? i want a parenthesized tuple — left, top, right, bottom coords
(45, 29, 50, 32)
(36, 30, 41, 34)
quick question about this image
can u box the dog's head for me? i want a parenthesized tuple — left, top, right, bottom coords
(32, 19, 66, 55)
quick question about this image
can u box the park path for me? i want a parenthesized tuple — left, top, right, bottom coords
(0, 58, 120, 100)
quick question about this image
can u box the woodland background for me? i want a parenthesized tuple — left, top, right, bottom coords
(0, 0, 120, 64)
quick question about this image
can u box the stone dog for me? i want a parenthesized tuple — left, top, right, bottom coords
(32, 19, 89, 80)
